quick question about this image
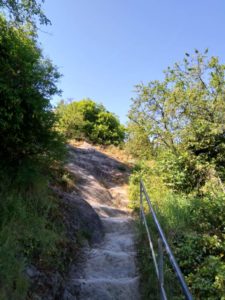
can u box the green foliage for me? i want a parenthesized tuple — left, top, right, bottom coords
(130, 166, 225, 299)
(137, 218, 187, 300)
(0, 15, 68, 299)
(128, 50, 225, 190)
(129, 161, 190, 231)
(56, 99, 125, 145)
(157, 150, 208, 193)
(90, 110, 125, 145)
(0, 161, 83, 299)
(128, 51, 225, 299)
(0, 167, 58, 299)
(0, 0, 50, 26)
(173, 195, 225, 299)
(136, 221, 160, 300)
(56, 100, 85, 140)
(0, 15, 64, 168)
(125, 122, 153, 160)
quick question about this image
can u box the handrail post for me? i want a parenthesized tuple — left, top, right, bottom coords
(158, 238, 166, 300)
(140, 181, 143, 222)
(140, 179, 193, 300)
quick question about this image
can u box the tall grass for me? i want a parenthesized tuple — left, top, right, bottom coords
(130, 161, 225, 299)
(0, 163, 66, 299)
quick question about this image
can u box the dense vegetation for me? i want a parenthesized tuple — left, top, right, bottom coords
(127, 50, 225, 299)
(0, 17, 63, 168)
(1, 1, 224, 298)
(0, 3, 73, 299)
(0, 2, 125, 296)
(56, 99, 125, 145)
(0, 0, 50, 26)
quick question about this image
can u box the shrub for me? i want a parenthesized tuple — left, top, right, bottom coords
(173, 194, 225, 299)
(0, 15, 66, 299)
(0, 15, 64, 169)
(0, 167, 60, 299)
(56, 99, 125, 145)
(130, 165, 225, 299)
(128, 50, 225, 299)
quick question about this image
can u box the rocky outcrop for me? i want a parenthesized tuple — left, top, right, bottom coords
(26, 188, 104, 300)
(62, 143, 140, 300)
(57, 190, 104, 244)
(27, 142, 139, 300)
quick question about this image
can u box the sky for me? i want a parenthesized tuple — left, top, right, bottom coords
(39, 0, 225, 124)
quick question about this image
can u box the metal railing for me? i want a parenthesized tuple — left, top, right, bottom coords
(140, 180, 193, 300)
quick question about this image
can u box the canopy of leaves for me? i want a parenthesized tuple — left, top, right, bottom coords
(128, 51, 225, 299)
(125, 122, 153, 160)
(0, 11, 68, 299)
(0, 15, 63, 168)
(0, 0, 50, 26)
(128, 50, 225, 189)
(56, 99, 125, 145)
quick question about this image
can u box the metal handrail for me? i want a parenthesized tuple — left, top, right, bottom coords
(140, 179, 193, 300)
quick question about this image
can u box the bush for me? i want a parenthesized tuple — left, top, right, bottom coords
(157, 150, 208, 193)
(125, 123, 153, 160)
(173, 194, 225, 299)
(0, 15, 64, 168)
(0, 15, 67, 299)
(0, 167, 60, 299)
(56, 99, 125, 145)
(129, 164, 225, 299)
(127, 50, 225, 299)
(0, 0, 50, 26)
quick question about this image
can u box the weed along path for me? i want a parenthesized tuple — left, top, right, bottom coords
(63, 142, 140, 300)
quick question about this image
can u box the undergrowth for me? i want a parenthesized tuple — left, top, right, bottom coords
(0, 162, 80, 300)
(130, 161, 225, 300)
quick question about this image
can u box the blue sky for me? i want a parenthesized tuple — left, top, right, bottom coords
(39, 0, 225, 124)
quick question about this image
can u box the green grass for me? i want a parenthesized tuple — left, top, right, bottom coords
(137, 217, 186, 300)
(136, 220, 160, 300)
(131, 163, 225, 299)
(0, 162, 80, 299)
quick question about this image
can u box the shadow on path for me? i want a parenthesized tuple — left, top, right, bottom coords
(68, 144, 130, 189)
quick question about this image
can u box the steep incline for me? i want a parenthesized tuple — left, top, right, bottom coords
(63, 143, 140, 300)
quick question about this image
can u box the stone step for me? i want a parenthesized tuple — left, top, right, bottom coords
(92, 204, 129, 217)
(69, 277, 140, 300)
(101, 217, 135, 234)
(81, 249, 137, 279)
(102, 232, 136, 252)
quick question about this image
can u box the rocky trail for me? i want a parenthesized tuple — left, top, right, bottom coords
(63, 143, 140, 300)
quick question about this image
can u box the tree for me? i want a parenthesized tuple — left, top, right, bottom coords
(0, 15, 63, 168)
(128, 50, 225, 188)
(128, 51, 225, 299)
(125, 122, 153, 159)
(91, 110, 125, 145)
(0, 0, 50, 26)
(56, 99, 125, 145)
(56, 100, 85, 139)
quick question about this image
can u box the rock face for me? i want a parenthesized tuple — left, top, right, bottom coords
(27, 142, 140, 300)
(58, 190, 104, 245)
(63, 143, 140, 300)
(26, 189, 104, 300)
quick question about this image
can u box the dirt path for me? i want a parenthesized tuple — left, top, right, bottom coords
(63, 143, 140, 300)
